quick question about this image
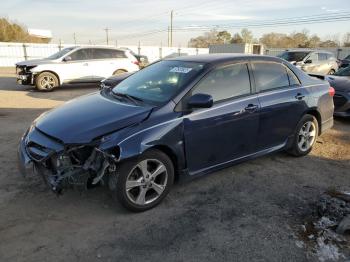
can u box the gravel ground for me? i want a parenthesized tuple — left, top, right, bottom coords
(0, 70, 349, 262)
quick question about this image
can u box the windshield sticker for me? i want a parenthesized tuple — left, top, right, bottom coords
(169, 67, 193, 74)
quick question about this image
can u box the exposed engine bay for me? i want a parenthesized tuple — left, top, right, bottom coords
(18, 126, 120, 194)
(36, 146, 118, 193)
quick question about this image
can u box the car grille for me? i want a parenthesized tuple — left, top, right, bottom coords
(333, 94, 347, 109)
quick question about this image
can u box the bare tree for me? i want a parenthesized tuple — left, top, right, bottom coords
(343, 32, 350, 47)
(241, 28, 253, 43)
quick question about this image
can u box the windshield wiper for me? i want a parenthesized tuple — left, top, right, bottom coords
(112, 92, 144, 105)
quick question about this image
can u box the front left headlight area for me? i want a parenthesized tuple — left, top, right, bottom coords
(21, 125, 122, 194)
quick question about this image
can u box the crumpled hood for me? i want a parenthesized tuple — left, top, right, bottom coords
(16, 58, 57, 67)
(35, 92, 152, 144)
(326, 75, 350, 92)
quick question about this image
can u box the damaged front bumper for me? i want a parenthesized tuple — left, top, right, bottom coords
(16, 66, 36, 85)
(18, 137, 35, 177)
(17, 126, 119, 193)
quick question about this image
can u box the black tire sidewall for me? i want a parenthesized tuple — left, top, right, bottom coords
(112, 149, 174, 212)
(35, 72, 59, 91)
(290, 114, 319, 156)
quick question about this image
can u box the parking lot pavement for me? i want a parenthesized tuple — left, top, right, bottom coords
(0, 71, 349, 262)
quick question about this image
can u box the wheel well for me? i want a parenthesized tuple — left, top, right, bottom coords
(35, 70, 61, 85)
(305, 109, 322, 134)
(149, 145, 179, 181)
(113, 69, 128, 75)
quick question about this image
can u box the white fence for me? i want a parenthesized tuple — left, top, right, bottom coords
(0, 42, 209, 67)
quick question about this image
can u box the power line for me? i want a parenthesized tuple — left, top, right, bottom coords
(173, 13, 350, 32)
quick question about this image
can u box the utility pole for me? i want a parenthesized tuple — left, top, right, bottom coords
(104, 28, 110, 45)
(167, 26, 170, 47)
(170, 10, 173, 47)
(73, 33, 77, 45)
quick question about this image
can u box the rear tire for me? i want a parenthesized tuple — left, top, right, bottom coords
(113, 69, 128, 75)
(287, 114, 319, 157)
(109, 149, 174, 212)
(35, 72, 59, 91)
(328, 69, 336, 75)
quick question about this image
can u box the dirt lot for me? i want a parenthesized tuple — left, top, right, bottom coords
(0, 69, 349, 262)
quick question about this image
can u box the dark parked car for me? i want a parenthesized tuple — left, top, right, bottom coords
(325, 66, 350, 117)
(339, 54, 350, 69)
(100, 72, 133, 89)
(18, 54, 334, 212)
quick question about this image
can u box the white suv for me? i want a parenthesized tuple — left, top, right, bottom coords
(16, 46, 140, 91)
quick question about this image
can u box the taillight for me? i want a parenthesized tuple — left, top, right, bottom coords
(329, 86, 335, 97)
(132, 61, 139, 65)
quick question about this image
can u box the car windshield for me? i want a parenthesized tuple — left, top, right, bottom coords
(277, 51, 310, 62)
(112, 60, 205, 105)
(47, 47, 75, 59)
(335, 66, 350, 76)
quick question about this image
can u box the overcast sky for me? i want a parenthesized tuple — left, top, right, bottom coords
(1, 0, 350, 46)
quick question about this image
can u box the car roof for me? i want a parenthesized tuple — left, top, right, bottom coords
(164, 53, 283, 64)
(285, 50, 333, 55)
(74, 46, 126, 51)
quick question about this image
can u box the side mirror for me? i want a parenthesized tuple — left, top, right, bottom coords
(187, 93, 213, 109)
(305, 59, 312, 64)
(63, 56, 72, 62)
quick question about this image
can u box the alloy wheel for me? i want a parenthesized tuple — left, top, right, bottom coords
(40, 75, 56, 89)
(125, 159, 168, 206)
(298, 121, 317, 152)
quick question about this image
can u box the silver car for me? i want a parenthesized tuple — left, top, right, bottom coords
(277, 50, 338, 75)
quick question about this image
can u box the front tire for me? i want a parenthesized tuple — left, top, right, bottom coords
(287, 114, 319, 157)
(109, 149, 174, 212)
(35, 72, 59, 91)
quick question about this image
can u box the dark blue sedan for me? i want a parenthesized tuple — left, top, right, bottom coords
(18, 54, 334, 211)
(325, 66, 350, 117)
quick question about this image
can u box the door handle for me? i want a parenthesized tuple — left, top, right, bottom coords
(295, 93, 305, 100)
(244, 104, 258, 112)
(83, 63, 89, 66)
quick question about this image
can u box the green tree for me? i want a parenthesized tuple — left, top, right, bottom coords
(216, 31, 231, 44)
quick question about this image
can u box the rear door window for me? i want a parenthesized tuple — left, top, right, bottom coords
(318, 53, 328, 61)
(252, 62, 289, 92)
(326, 53, 335, 60)
(92, 49, 113, 59)
(69, 48, 90, 61)
(192, 63, 251, 103)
